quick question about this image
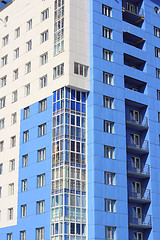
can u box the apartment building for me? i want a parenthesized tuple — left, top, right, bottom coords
(0, 0, 160, 240)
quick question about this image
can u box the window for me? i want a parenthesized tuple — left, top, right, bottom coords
(0, 164, 3, 174)
(24, 107, 29, 119)
(0, 186, 2, 198)
(104, 96, 114, 109)
(105, 226, 116, 240)
(9, 183, 14, 195)
(38, 148, 46, 162)
(104, 172, 115, 185)
(2, 34, 9, 46)
(13, 68, 18, 80)
(37, 174, 45, 187)
(24, 84, 30, 96)
(155, 47, 160, 58)
(21, 204, 26, 217)
(103, 27, 112, 39)
(104, 121, 114, 133)
(102, 4, 112, 17)
(0, 96, 6, 109)
(134, 232, 143, 240)
(8, 208, 13, 220)
(103, 72, 113, 85)
(105, 199, 115, 212)
(11, 136, 16, 148)
(103, 49, 113, 62)
(27, 19, 32, 31)
(41, 8, 49, 21)
(12, 90, 18, 103)
(53, 63, 64, 79)
(22, 179, 27, 192)
(41, 30, 48, 43)
(20, 231, 26, 240)
(15, 27, 20, 38)
(74, 62, 88, 77)
(14, 48, 19, 59)
(40, 52, 48, 65)
(130, 133, 140, 147)
(156, 68, 160, 79)
(158, 112, 160, 123)
(7, 233, 12, 240)
(104, 146, 115, 159)
(159, 134, 160, 145)
(38, 123, 46, 137)
(26, 40, 32, 51)
(25, 62, 31, 74)
(11, 112, 17, 124)
(9, 159, 15, 171)
(40, 75, 47, 88)
(22, 154, 28, 167)
(0, 76, 6, 88)
(157, 90, 160, 100)
(37, 200, 45, 214)
(36, 227, 44, 240)
(0, 118, 5, 130)
(23, 130, 29, 143)
(0, 141, 4, 152)
(1, 55, 8, 66)
(39, 99, 47, 112)
(130, 109, 139, 123)
(154, 26, 160, 38)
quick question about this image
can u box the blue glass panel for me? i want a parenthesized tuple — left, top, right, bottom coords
(71, 126, 75, 137)
(82, 128, 85, 139)
(76, 196, 80, 207)
(57, 89, 60, 100)
(61, 113, 64, 124)
(82, 92, 86, 103)
(76, 116, 80, 126)
(65, 139, 69, 150)
(64, 206, 69, 217)
(65, 194, 69, 205)
(76, 102, 80, 112)
(65, 125, 69, 135)
(64, 236, 69, 240)
(65, 151, 69, 162)
(66, 88, 70, 99)
(65, 113, 70, 123)
(64, 222, 69, 234)
(61, 87, 64, 99)
(61, 99, 64, 108)
(53, 91, 56, 102)
(82, 117, 85, 127)
(55, 223, 58, 234)
(65, 99, 70, 108)
(76, 128, 81, 138)
(71, 115, 75, 125)
(71, 89, 75, 100)
(82, 104, 85, 113)
(57, 101, 60, 110)
(71, 101, 75, 111)
(82, 143, 85, 153)
(53, 103, 56, 112)
(52, 196, 55, 207)
(57, 115, 60, 125)
(60, 194, 63, 205)
(76, 91, 80, 101)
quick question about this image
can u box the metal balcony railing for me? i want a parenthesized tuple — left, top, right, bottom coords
(127, 140, 149, 152)
(129, 212, 152, 228)
(122, 1, 144, 17)
(126, 116, 148, 128)
(128, 187, 151, 202)
(128, 161, 150, 176)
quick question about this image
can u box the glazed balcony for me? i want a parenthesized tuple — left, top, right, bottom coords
(128, 187, 151, 203)
(126, 115, 148, 131)
(122, 0, 144, 27)
(127, 161, 150, 179)
(129, 213, 152, 229)
(127, 140, 149, 155)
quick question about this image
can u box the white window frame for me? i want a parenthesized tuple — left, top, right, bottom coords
(104, 96, 114, 109)
(0, 96, 6, 109)
(104, 145, 115, 159)
(103, 26, 112, 39)
(2, 34, 9, 46)
(22, 179, 27, 192)
(39, 99, 47, 112)
(23, 130, 29, 143)
(37, 174, 45, 187)
(1, 55, 8, 67)
(26, 40, 32, 52)
(105, 226, 116, 240)
(104, 120, 114, 133)
(20, 231, 26, 240)
(74, 62, 88, 77)
(10, 136, 16, 148)
(0, 141, 4, 152)
(38, 148, 46, 162)
(11, 112, 17, 124)
(155, 47, 160, 58)
(0, 163, 3, 174)
(104, 172, 115, 185)
(27, 19, 32, 31)
(25, 62, 31, 74)
(0, 76, 7, 88)
(7, 233, 12, 240)
(37, 200, 45, 214)
(41, 8, 49, 21)
(21, 204, 27, 218)
(40, 75, 47, 88)
(102, 4, 112, 17)
(40, 52, 48, 65)
(0, 118, 5, 130)
(24, 107, 29, 119)
(38, 123, 46, 137)
(9, 183, 14, 195)
(41, 30, 48, 43)
(14, 48, 19, 59)
(22, 154, 28, 167)
(105, 199, 116, 212)
(13, 68, 18, 80)
(12, 90, 18, 103)
(103, 49, 113, 62)
(24, 84, 30, 96)
(9, 159, 15, 172)
(103, 72, 113, 85)
(15, 27, 20, 38)
(8, 208, 13, 220)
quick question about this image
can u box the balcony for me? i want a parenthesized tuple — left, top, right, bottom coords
(127, 161, 150, 179)
(129, 213, 152, 229)
(128, 187, 151, 203)
(127, 140, 149, 155)
(122, 1, 144, 27)
(126, 116, 148, 131)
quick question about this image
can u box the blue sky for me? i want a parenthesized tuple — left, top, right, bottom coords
(0, 0, 11, 8)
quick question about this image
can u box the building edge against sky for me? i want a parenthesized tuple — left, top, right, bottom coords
(0, 0, 160, 240)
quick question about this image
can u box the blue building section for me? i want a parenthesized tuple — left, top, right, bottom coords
(0, 96, 52, 240)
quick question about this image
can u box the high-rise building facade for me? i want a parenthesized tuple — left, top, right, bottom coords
(0, 0, 160, 239)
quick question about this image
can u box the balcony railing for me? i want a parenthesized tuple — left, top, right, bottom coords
(122, 1, 144, 17)
(128, 187, 151, 202)
(127, 140, 149, 153)
(128, 161, 150, 177)
(126, 116, 148, 129)
(129, 212, 152, 228)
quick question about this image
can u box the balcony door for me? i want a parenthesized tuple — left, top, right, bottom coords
(130, 109, 139, 124)
(130, 133, 140, 148)
(134, 231, 143, 240)
(133, 206, 142, 225)
(132, 181, 141, 199)
(131, 156, 141, 173)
